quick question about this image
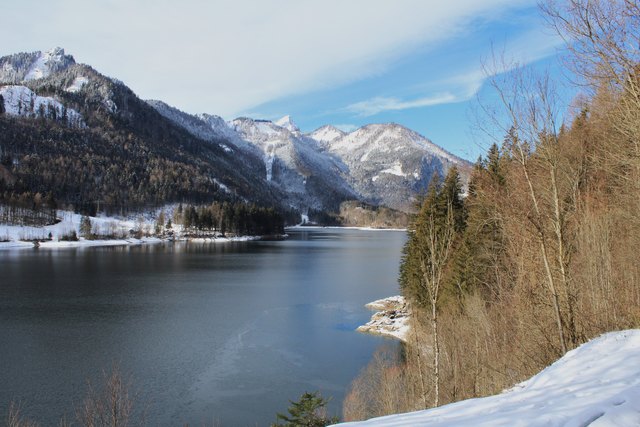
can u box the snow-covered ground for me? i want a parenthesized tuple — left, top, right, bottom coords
(357, 296, 410, 341)
(337, 329, 640, 426)
(0, 209, 262, 250)
(0, 210, 165, 250)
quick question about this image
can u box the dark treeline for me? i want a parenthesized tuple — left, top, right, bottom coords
(176, 202, 287, 236)
(0, 190, 57, 226)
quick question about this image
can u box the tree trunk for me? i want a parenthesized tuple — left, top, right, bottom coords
(432, 298, 440, 407)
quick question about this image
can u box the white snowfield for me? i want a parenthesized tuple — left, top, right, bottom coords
(24, 47, 67, 81)
(337, 329, 640, 426)
(0, 209, 258, 250)
(0, 85, 85, 127)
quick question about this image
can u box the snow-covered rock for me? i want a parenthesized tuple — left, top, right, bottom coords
(357, 296, 410, 341)
(338, 329, 640, 426)
(0, 85, 85, 127)
(275, 114, 300, 133)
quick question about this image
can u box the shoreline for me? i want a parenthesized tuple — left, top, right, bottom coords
(0, 235, 276, 251)
(0, 210, 286, 251)
(357, 295, 410, 342)
(287, 225, 406, 232)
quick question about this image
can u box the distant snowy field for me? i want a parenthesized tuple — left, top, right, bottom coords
(0, 210, 164, 249)
(337, 330, 640, 426)
(0, 209, 256, 250)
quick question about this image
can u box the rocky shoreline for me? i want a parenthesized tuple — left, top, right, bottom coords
(357, 295, 410, 342)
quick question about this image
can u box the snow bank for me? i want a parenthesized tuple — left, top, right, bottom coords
(337, 329, 640, 426)
(0, 210, 165, 250)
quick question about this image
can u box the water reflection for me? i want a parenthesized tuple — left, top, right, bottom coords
(0, 229, 406, 426)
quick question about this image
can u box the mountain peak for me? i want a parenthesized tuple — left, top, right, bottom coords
(308, 125, 347, 144)
(275, 115, 299, 133)
(0, 47, 75, 83)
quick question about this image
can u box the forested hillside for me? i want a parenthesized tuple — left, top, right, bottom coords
(0, 56, 283, 217)
(343, 0, 640, 420)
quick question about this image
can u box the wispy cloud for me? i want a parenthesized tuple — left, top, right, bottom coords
(345, 69, 485, 116)
(0, 0, 537, 116)
(342, 24, 565, 118)
(345, 93, 460, 116)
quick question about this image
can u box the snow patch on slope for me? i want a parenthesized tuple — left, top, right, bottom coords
(308, 125, 347, 146)
(0, 85, 85, 127)
(379, 161, 405, 177)
(24, 47, 71, 81)
(65, 76, 89, 93)
(338, 330, 640, 426)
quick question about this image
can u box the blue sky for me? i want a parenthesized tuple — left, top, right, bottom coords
(1, 0, 572, 161)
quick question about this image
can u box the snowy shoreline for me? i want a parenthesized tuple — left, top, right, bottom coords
(287, 225, 406, 232)
(0, 210, 281, 251)
(357, 296, 410, 342)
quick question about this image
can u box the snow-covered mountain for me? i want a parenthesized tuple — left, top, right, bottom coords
(0, 47, 75, 83)
(231, 117, 470, 213)
(0, 48, 96, 126)
(337, 330, 640, 426)
(231, 116, 357, 211)
(0, 85, 85, 127)
(318, 123, 469, 212)
(274, 115, 300, 134)
(0, 47, 470, 217)
(309, 125, 347, 146)
(0, 48, 285, 211)
(147, 99, 471, 214)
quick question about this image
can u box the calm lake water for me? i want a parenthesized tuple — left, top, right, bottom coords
(0, 228, 406, 426)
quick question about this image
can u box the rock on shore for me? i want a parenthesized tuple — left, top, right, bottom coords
(357, 296, 410, 341)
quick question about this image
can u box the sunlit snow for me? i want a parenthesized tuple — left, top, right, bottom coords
(338, 330, 640, 426)
(65, 76, 89, 93)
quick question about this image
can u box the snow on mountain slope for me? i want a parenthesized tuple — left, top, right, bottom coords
(0, 85, 85, 127)
(0, 47, 75, 84)
(275, 115, 300, 133)
(316, 123, 470, 212)
(308, 125, 347, 146)
(338, 330, 640, 426)
(146, 97, 469, 214)
(65, 75, 89, 93)
(232, 117, 356, 211)
(146, 100, 264, 159)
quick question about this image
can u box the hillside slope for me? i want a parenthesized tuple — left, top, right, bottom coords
(338, 330, 640, 426)
(0, 48, 282, 213)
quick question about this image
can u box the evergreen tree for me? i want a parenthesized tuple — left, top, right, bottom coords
(272, 391, 339, 427)
(0, 94, 5, 115)
(79, 215, 93, 239)
(438, 166, 466, 233)
(485, 143, 505, 186)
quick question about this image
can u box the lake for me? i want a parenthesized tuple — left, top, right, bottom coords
(0, 228, 406, 426)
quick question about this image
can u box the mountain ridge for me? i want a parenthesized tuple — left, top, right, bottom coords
(0, 47, 471, 220)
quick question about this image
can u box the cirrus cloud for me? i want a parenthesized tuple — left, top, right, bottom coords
(1, 0, 537, 117)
